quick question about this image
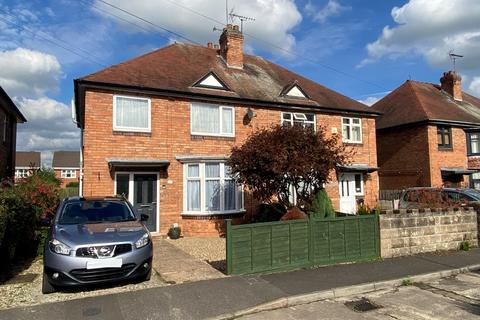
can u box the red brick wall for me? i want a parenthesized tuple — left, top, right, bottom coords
(426, 125, 468, 187)
(82, 89, 378, 236)
(377, 126, 431, 189)
(377, 125, 469, 190)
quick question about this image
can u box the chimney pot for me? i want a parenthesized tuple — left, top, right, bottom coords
(440, 71, 462, 101)
(214, 44, 220, 49)
(207, 42, 213, 49)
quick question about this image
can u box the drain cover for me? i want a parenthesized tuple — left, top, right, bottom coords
(345, 298, 382, 312)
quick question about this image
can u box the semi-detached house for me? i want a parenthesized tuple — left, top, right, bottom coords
(74, 24, 380, 236)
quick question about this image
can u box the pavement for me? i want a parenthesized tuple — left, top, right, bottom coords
(239, 271, 480, 319)
(0, 249, 479, 320)
(152, 240, 225, 284)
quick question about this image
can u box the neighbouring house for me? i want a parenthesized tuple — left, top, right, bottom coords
(373, 71, 480, 190)
(0, 87, 27, 180)
(74, 24, 380, 236)
(52, 151, 80, 188)
(15, 151, 41, 179)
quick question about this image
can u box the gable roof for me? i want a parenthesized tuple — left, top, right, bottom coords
(372, 80, 480, 130)
(16, 151, 41, 168)
(0, 86, 26, 123)
(52, 151, 80, 168)
(75, 43, 377, 125)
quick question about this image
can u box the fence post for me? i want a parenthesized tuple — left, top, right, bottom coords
(226, 219, 232, 275)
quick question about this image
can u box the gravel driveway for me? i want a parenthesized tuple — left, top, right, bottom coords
(0, 257, 166, 311)
(166, 237, 226, 273)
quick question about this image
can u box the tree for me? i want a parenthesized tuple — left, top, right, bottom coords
(227, 124, 349, 210)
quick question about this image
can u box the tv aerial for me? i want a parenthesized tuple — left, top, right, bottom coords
(449, 51, 463, 72)
(229, 11, 255, 32)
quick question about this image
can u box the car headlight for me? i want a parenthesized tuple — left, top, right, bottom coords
(135, 232, 150, 249)
(49, 239, 71, 255)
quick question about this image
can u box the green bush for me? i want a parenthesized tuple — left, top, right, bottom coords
(309, 189, 335, 219)
(66, 181, 79, 188)
(0, 169, 61, 279)
(460, 240, 471, 251)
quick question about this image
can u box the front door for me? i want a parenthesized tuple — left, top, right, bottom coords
(134, 174, 157, 233)
(339, 173, 357, 214)
(115, 173, 158, 233)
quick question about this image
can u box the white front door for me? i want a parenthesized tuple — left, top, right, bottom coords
(339, 173, 359, 214)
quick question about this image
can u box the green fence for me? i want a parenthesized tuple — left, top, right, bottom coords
(226, 215, 379, 275)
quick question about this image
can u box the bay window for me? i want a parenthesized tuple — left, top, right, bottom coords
(191, 103, 234, 137)
(184, 162, 243, 214)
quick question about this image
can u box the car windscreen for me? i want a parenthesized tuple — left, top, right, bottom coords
(58, 200, 136, 225)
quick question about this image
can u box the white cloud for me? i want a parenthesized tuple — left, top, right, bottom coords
(93, 0, 302, 55)
(469, 77, 480, 96)
(0, 48, 62, 97)
(357, 96, 380, 106)
(15, 97, 80, 166)
(305, 0, 351, 24)
(360, 0, 480, 69)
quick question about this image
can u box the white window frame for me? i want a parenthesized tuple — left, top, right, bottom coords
(182, 162, 244, 215)
(342, 117, 362, 143)
(113, 95, 151, 133)
(15, 168, 29, 179)
(190, 103, 235, 137)
(61, 169, 77, 179)
(281, 112, 316, 130)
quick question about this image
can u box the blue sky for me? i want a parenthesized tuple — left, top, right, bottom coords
(1, 0, 479, 165)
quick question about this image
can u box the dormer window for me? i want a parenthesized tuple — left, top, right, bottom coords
(193, 72, 229, 90)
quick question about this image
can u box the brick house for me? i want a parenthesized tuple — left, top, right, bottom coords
(373, 71, 480, 190)
(15, 151, 41, 179)
(52, 151, 80, 188)
(74, 25, 380, 236)
(0, 86, 26, 180)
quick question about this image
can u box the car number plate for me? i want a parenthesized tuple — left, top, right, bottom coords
(86, 258, 123, 270)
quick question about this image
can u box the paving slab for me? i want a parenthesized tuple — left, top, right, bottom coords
(152, 240, 225, 284)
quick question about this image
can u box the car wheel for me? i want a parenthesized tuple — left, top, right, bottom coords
(42, 273, 56, 294)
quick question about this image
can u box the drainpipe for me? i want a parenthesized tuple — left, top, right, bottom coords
(71, 99, 83, 197)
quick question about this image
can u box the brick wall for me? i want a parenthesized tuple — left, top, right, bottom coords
(377, 125, 469, 189)
(379, 208, 478, 258)
(377, 126, 431, 189)
(82, 89, 379, 236)
(426, 125, 468, 187)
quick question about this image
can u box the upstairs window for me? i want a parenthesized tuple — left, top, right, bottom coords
(191, 103, 234, 137)
(61, 169, 76, 179)
(113, 95, 151, 132)
(468, 132, 480, 155)
(437, 126, 452, 149)
(342, 117, 362, 143)
(281, 112, 315, 129)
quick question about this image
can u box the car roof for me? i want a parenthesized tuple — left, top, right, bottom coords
(404, 187, 473, 193)
(64, 196, 127, 202)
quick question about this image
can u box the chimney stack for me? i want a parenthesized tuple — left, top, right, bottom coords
(207, 42, 213, 49)
(440, 71, 462, 101)
(219, 24, 244, 69)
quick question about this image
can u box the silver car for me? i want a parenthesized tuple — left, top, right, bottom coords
(398, 187, 480, 209)
(42, 196, 153, 294)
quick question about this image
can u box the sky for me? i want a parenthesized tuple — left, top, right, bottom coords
(1, 0, 480, 166)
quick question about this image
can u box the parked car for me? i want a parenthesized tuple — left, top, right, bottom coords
(42, 196, 153, 294)
(398, 187, 480, 209)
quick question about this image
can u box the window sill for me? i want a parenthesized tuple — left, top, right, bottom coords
(181, 210, 245, 220)
(113, 131, 152, 137)
(191, 135, 235, 141)
(343, 141, 363, 146)
(438, 147, 453, 152)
